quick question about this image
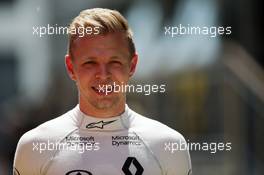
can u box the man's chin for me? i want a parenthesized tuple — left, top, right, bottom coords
(94, 102, 113, 110)
(91, 98, 117, 110)
(85, 93, 124, 111)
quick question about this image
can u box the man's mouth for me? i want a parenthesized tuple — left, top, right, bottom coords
(92, 85, 114, 95)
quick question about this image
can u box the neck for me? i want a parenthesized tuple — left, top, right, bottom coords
(79, 97, 126, 118)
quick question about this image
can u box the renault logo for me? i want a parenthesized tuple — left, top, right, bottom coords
(122, 157, 144, 175)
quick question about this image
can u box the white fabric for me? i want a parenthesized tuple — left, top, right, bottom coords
(14, 105, 192, 175)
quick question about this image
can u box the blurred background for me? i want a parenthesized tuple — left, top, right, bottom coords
(0, 0, 263, 174)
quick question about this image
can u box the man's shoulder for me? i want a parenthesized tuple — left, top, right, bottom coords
(130, 110, 191, 174)
(130, 110, 186, 142)
(18, 109, 76, 145)
(14, 109, 78, 173)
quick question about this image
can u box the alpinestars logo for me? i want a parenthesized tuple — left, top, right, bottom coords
(13, 167, 20, 175)
(86, 120, 117, 129)
(65, 170, 92, 175)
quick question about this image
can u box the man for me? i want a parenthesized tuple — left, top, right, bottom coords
(14, 8, 192, 175)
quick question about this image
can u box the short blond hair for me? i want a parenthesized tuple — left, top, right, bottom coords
(68, 8, 135, 59)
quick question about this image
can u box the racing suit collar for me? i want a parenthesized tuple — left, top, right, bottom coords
(72, 104, 131, 131)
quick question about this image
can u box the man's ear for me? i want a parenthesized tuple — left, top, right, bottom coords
(65, 54, 76, 81)
(129, 53, 138, 77)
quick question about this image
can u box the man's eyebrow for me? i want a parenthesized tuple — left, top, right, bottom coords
(110, 56, 121, 59)
(84, 57, 97, 60)
(83, 55, 124, 60)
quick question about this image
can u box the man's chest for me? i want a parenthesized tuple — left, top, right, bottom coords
(43, 131, 163, 175)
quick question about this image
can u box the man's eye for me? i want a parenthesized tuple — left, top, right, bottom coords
(111, 61, 122, 65)
(84, 61, 96, 65)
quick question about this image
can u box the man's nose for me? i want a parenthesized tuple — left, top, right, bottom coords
(95, 64, 111, 79)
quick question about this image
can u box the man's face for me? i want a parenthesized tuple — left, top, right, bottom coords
(65, 32, 137, 114)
